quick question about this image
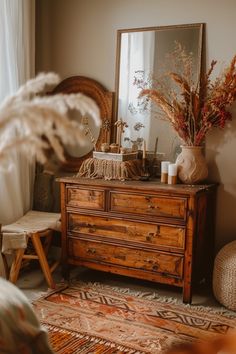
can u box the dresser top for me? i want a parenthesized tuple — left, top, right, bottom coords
(57, 177, 217, 196)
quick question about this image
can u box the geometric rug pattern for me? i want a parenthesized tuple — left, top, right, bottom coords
(33, 281, 236, 353)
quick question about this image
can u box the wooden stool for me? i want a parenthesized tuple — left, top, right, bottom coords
(0, 224, 9, 279)
(1, 210, 61, 289)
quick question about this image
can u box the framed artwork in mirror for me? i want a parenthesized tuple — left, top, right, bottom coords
(51, 76, 114, 172)
(114, 23, 204, 162)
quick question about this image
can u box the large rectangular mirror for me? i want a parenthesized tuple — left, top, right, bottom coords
(114, 23, 204, 162)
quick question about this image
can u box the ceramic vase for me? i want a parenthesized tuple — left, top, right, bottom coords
(175, 145, 208, 184)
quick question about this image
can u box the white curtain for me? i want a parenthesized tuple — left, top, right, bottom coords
(118, 31, 155, 149)
(0, 0, 35, 225)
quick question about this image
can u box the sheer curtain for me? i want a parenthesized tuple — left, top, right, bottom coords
(118, 31, 155, 149)
(0, 0, 35, 225)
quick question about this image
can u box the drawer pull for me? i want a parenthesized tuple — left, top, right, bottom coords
(146, 228, 161, 241)
(147, 204, 160, 211)
(144, 259, 159, 270)
(152, 264, 159, 271)
(148, 204, 154, 209)
(146, 258, 153, 264)
(114, 255, 126, 261)
(89, 191, 96, 201)
(88, 223, 96, 233)
(146, 232, 154, 241)
(87, 248, 96, 254)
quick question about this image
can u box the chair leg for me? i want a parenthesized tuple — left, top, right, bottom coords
(0, 252, 9, 279)
(0, 229, 9, 279)
(42, 230, 53, 255)
(31, 232, 56, 289)
(9, 248, 25, 284)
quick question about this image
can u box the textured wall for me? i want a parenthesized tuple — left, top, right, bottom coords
(36, 0, 236, 250)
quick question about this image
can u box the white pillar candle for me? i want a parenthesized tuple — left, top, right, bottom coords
(161, 161, 170, 183)
(161, 161, 170, 173)
(168, 163, 178, 176)
(168, 163, 178, 185)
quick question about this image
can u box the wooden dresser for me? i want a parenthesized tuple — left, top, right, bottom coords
(58, 177, 217, 303)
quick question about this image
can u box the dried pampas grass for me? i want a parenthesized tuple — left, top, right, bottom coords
(0, 72, 101, 164)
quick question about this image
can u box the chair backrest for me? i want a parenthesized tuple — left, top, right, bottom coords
(33, 165, 60, 213)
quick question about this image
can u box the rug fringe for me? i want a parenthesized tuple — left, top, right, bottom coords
(44, 323, 147, 354)
(68, 279, 236, 319)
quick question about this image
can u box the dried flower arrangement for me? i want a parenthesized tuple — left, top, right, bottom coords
(138, 45, 236, 146)
(0, 72, 100, 167)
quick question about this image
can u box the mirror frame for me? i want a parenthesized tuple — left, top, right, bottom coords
(113, 23, 205, 148)
(51, 76, 114, 172)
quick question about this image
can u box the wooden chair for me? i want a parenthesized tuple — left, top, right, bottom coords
(1, 210, 61, 289)
(0, 224, 9, 279)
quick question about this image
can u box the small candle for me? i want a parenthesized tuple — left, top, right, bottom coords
(161, 161, 170, 173)
(168, 163, 177, 176)
(161, 161, 170, 183)
(168, 163, 178, 185)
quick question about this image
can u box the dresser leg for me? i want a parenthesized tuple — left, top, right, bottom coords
(183, 283, 192, 304)
(62, 263, 71, 281)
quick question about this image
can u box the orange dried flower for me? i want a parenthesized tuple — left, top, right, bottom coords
(139, 52, 236, 146)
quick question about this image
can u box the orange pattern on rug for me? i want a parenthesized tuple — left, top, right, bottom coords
(33, 282, 236, 354)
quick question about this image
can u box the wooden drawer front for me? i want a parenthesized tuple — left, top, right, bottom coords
(68, 238, 183, 278)
(66, 187, 105, 210)
(68, 214, 185, 249)
(109, 192, 186, 220)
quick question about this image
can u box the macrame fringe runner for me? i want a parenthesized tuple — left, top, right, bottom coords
(77, 157, 143, 181)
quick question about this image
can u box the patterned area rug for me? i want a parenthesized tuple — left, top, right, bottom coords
(33, 281, 236, 354)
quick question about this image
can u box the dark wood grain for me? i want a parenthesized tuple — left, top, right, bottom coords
(58, 177, 217, 303)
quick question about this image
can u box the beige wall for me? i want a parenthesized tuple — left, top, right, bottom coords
(36, 0, 236, 250)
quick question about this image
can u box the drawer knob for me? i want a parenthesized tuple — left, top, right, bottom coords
(148, 204, 154, 209)
(146, 232, 154, 241)
(146, 258, 153, 264)
(88, 224, 96, 233)
(87, 248, 96, 254)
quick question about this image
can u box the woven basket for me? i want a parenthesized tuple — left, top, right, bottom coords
(213, 240, 236, 311)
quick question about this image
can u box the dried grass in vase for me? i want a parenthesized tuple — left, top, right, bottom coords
(138, 45, 236, 147)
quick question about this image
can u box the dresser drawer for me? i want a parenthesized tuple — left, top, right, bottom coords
(68, 238, 184, 278)
(68, 214, 185, 250)
(109, 191, 187, 220)
(66, 186, 105, 210)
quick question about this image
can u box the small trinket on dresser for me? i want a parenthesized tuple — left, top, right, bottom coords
(109, 143, 119, 153)
(101, 142, 110, 152)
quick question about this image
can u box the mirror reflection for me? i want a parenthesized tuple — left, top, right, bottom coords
(115, 24, 204, 162)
